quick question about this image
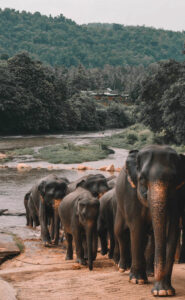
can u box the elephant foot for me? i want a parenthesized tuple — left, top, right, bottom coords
(76, 258, 87, 266)
(151, 281, 175, 297)
(52, 239, 59, 245)
(43, 241, 51, 247)
(129, 271, 148, 285)
(118, 260, 130, 273)
(101, 248, 108, 256)
(146, 267, 154, 277)
(65, 254, 73, 260)
(108, 250, 114, 259)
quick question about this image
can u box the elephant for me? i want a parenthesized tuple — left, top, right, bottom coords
(59, 187, 100, 270)
(67, 174, 109, 197)
(98, 188, 117, 259)
(29, 174, 69, 246)
(115, 145, 185, 297)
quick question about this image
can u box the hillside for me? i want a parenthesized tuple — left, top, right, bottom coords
(0, 8, 185, 67)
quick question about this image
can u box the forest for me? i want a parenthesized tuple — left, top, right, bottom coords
(0, 9, 185, 146)
(0, 8, 185, 67)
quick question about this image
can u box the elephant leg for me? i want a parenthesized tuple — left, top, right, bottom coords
(74, 228, 86, 265)
(129, 221, 148, 284)
(98, 218, 108, 255)
(65, 233, 73, 260)
(40, 203, 51, 246)
(179, 213, 185, 263)
(152, 212, 179, 297)
(113, 236, 120, 264)
(145, 233, 154, 277)
(108, 227, 115, 259)
(115, 210, 130, 272)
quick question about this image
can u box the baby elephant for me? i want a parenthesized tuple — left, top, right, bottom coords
(59, 187, 100, 270)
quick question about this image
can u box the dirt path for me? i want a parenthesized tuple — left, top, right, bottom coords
(0, 227, 185, 300)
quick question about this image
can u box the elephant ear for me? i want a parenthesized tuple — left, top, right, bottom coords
(38, 180, 46, 197)
(125, 149, 139, 188)
(76, 179, 86, 188)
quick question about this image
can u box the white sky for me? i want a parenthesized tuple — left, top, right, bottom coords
(0, 0, 185, 31)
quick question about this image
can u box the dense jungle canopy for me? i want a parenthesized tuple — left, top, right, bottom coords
(0, 8, 185, 67)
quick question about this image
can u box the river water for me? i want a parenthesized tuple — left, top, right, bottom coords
(0, 130, 128, 229)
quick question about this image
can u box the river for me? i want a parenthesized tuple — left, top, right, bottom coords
(0, 129, 128, 229)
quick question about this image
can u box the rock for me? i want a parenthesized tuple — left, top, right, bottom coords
(106, 164, 115, 172)
(87, 166, 94, 170)
(0, 279, 17, 300)
(115, 167, 121, 172)
(0, 153, 7, 160)
(0, 233, 21, 264)
(47, 165, 53, 170)
(16, 163, 31, 171)
(99, 166, 107, 171)
(77, 165, 87, 170)
(0, 164, 8, 169)
(0, 209, 8, 216)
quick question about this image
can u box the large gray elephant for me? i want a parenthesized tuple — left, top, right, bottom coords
(59, 187, 100, 270)
(115, 145, 185, 297)
(29, 174, 69, 246)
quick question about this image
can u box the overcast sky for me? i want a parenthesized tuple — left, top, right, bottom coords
(0, 0, 185, 31)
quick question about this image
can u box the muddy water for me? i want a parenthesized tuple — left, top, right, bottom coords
(0, 130, 128, 229)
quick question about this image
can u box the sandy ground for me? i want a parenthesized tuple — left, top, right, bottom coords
(0, 227, 185, 300)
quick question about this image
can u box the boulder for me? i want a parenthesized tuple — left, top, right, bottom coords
(106, 164, 115, 172)
(99, 166, 107, 171)
(16, 163, 31, 171)
(77, 165, 87, 170)
(0, 233, 21, 264)
(0, 279, 17, 300)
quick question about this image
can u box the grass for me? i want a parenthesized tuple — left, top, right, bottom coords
(34, 143, 114, 164)
(95, 123, 185, 153)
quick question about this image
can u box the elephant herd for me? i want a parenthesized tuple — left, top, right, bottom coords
(24, 145, 185, 297)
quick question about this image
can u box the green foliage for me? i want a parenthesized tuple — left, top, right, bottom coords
(136, 59, 185, 144)
(98, 124, 155, 150)
(0, 9, 185, 68)
(34, 143, 113, 164)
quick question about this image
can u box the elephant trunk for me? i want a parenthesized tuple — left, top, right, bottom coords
(86, 222, 94, 270)
(149, 181, 168, 282)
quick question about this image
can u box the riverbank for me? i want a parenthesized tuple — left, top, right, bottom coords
(0, 225, 185, 300)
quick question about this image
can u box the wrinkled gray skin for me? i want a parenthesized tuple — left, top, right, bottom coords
(115, 145, 185, 297)
(59, 187, 100, 270)
(29, 174, 69, 246)
(98, 188, 117, 259)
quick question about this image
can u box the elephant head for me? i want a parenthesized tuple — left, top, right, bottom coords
(125, 145, 185, 292)
(38, 174, 68, 244)
(77, 174, 110, 198)
(76, 196, 100, 270)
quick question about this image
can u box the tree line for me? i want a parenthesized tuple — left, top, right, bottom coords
(0, 8, 185, 68)
(0, 52, 130, 134)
